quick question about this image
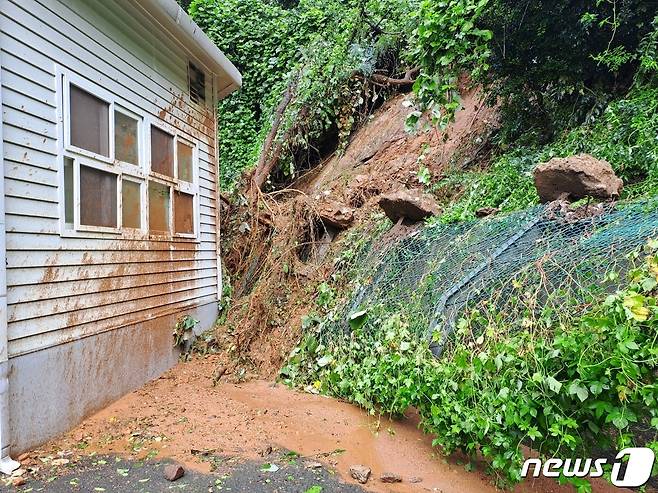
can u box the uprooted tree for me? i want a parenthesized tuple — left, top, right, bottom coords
(190, 0, 656, 193)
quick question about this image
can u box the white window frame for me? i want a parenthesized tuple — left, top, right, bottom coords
(147, 120, 199, 240)
(70, 156, 121, 234)
(56, 69, 200, 241)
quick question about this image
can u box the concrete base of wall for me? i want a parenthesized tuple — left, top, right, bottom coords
(7, 302, 218, 454)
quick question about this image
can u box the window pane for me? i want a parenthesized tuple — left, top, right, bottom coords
(148, 181, 170, 233)
(64, 157, 74, 227)
(122, 180, 141, 229)
(80, 166, 117, 228)
(174, 191, 194, 234)
(150, 127, 174, 177)
(70, 85, 109, 157)
(177, 142, 193, 182)
(115, 111, 139, 165)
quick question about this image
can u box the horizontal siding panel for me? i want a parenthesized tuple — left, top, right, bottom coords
(5, 196, 59, 219)
(2, 123, 57, 155)
(5, 177, 58, 203)
(7, 248, 216, 269)
(0, 62, 56, 106)
(4, 233, 216, 251)
(3, 141, 58, 171)
(8, 295, 218, 357)
(200, 165, 217, 181)
(2, 86, 57, 123)
(2, 106, 57, 139)
(6, 258, 218, 286)
(8, 282, 218, 341)
(199, 195, 217, 209)
(200, 214, 217, 228)
(5, 159, 58, 185)
(8, 266, 216, 301)
(9, 273, 217, 321)
(6, 214, 58, 234)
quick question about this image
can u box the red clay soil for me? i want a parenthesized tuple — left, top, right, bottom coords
(34, 356, 629, 493)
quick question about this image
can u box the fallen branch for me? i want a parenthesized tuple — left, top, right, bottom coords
(367, 67, 420, 87)
(252, 78, 299, 190)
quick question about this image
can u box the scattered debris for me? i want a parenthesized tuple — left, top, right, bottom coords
(163, 463, 185, 482)
(11, 476, 26, 487)
(316, 199, 355, 229)
(190, 448, 216, 457)
(259, 444, 273, 457)
(409, 476, 423, 483)
(260, 463, 280, 472)
(378, 188, 441, 223)
(349, 464, 371, 484)
(475, 206, 499, 218)
(212, 366, 227, 386)
(380, 471, 402, 483)
(533, 153, 623, 203)
(303, 461, 323, 469)
(547, 200, 609, 222)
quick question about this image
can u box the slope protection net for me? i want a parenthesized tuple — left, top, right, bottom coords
(323, 196, 658, 355)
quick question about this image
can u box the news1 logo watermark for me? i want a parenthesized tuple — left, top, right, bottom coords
(521, 447, 656, 487)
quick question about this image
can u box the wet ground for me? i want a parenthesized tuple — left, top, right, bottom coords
(5, 355, 632, 493)
(1, 452, 364, 492)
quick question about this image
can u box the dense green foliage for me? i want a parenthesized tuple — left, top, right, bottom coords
(189, 0, 657, 190)
(190, 0, 415, 189)
(473, 1, 656, 143)
(282, 238, 658, 488)
(438, 85, 658, 222)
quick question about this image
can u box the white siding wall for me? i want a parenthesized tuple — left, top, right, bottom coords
(0, 0, 220, 358)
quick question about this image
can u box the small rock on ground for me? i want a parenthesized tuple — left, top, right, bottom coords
(475, 206, 499, 218)
(380, 471, 402, 483)
(349, 464, 371, 484)
(11, 477, 26, 487)
(163, 464, 185, 481)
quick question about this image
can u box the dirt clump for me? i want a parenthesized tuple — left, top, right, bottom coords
(378, 188, 441, 223)
(533, 153, 623, 202)
(349, 464, 371, 484)
(316, 198, 355, 229)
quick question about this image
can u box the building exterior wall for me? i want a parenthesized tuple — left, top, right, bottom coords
(0, 0, 222, 453)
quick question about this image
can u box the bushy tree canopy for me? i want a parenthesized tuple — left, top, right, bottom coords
(189, 0, 657, 189)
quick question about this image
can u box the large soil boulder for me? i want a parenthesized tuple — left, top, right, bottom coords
(316, 199, 355, 229)
(378, 188, 440, 223)
(533, 154, 623, 203)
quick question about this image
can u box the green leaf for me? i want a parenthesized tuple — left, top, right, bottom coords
(568, 382, 589, 402)
(305, 487, 323, 493)
(261, 463, 279, 472)
(545, 376, 562, 393)
(348, 310, 368, 331)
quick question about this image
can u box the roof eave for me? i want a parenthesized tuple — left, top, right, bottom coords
(135, 0, 242, 100)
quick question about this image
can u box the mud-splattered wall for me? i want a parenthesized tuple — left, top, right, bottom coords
(0, 0, 232, 453)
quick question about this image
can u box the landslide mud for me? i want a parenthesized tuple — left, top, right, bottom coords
(37, 356, 628, 493)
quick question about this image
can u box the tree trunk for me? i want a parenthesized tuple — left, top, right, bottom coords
(252, 79, 298, 189)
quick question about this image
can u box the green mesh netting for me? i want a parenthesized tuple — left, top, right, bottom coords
(323, 197, 658, 355)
